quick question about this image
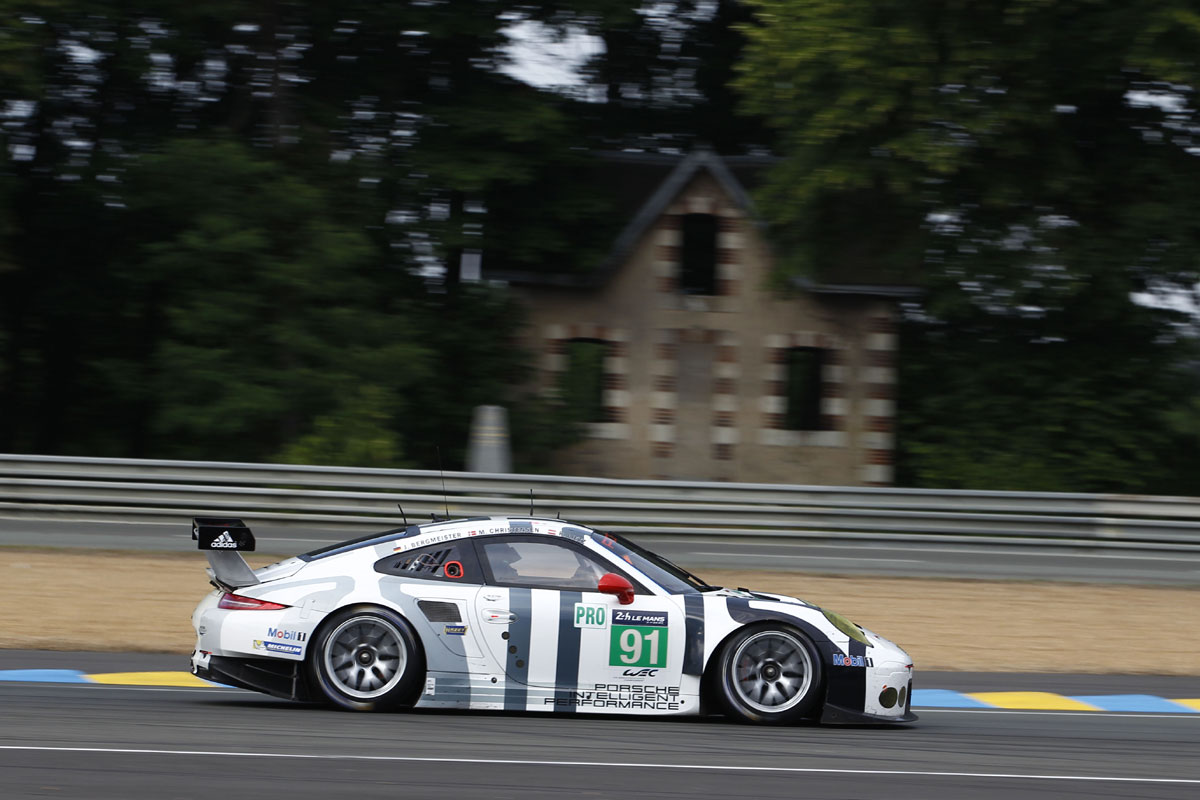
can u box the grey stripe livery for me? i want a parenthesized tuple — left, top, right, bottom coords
(683, 594, 705, 676)
(504, 589, 533, 710)
(553, 591, 583, 712)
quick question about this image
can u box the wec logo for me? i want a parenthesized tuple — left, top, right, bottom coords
(621, 668, 659, 677)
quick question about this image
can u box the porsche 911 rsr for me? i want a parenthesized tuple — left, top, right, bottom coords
(190, 516, 916, 725)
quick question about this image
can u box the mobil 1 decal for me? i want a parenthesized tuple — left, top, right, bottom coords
(609, 609, 668, 668)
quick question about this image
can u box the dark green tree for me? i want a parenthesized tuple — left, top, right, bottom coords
(105, 138, 429, 463)
(737, 0, 1200, 492)
(542, 0, 774, 153)
(0, 0, 624, 466)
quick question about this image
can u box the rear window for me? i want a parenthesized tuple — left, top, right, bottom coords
(375, 540, 483, 583)
(299, 526, 418, 560)
(299, 517, 493, 560)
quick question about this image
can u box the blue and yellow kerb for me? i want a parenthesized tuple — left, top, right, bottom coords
(0, 669, 213, 687)
(910, 689, 1200, 713)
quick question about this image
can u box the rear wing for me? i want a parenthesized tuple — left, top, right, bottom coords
(193, 517, 260, 590)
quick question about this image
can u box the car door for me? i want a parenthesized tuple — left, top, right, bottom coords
(375, 538, 488, 665)
(468, 534, 685, 712)
(568, 589, 686, 713)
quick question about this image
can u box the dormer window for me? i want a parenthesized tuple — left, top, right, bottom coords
(680, 213, 718, 295)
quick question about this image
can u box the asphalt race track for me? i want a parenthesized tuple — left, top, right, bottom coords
(1, 653, 1198, 799)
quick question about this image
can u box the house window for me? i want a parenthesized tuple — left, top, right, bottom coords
(680, 213, 718, 295)
(784, 347, 825, 431)
(562, 339, 607, 423)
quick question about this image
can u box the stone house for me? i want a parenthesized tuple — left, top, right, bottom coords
(492, 149, 916, 485)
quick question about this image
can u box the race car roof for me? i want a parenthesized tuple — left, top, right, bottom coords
(298, 516, 590, 561)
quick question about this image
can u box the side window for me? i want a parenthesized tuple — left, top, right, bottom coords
(374, 540, 482, 584)
(478, 538, 614, 591)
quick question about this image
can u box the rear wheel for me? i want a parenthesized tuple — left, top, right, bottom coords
(715, 625, 823, 724)
(309, 607, 423, 711)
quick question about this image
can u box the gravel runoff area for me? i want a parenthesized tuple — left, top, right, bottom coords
(2, 548, 1197, 675)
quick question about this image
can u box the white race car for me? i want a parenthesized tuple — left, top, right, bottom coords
(190, 516, 916, 725)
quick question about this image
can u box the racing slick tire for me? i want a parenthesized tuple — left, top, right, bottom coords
(308, 606, 424, 712)
(714, 624, 824, 725)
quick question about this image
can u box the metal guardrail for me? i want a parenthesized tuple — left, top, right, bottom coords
(1, 453, 1199, 551)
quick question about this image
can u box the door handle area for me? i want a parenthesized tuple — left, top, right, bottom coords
(483, 609, 517, 624)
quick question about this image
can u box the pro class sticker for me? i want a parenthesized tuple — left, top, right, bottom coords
(609, 610, 668, 668)
(574, 603, 608, 629)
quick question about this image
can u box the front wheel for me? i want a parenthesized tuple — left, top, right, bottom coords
(715, 625, 823, 724)
(309, 607, 423, 711)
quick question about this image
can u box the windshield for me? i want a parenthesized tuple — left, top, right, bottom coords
(589, 530, 713, 594)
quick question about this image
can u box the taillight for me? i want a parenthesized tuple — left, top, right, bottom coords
(218, 592, 288, 611)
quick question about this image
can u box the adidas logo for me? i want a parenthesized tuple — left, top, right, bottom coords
(210, 531, 238, 549)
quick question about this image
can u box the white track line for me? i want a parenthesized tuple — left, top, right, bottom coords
(0, 745, 1196, 785)
(680, 542, 1200, 562)
(692, 553, 923, 563)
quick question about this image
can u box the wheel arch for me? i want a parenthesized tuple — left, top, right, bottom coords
(308, 600, 417, 643)
(700, 620, 829, 717)
(306, 602, 428, 710)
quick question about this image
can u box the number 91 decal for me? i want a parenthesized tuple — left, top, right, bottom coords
(608, 610, 669, 668)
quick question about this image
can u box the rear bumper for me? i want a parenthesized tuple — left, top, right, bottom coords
(191, 650, 313, 702)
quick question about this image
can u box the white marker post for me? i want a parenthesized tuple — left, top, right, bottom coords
(466, 405, 512, 473)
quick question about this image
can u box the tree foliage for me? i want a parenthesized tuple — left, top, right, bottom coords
(738, 0, 1200, 492)
(0, 0, 612, 468)
(3, 0, 1198, 493)
(110, 138, 429, 463)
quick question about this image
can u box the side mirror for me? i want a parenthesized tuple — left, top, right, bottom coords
(598, 573, 635, 605)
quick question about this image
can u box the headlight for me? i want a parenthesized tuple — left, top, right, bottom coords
(822, 608, 872, 647)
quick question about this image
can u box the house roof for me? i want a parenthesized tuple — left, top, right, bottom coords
(489, 148, 919, 298)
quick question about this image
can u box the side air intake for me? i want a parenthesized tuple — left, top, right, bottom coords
(417, 600, 461, 623)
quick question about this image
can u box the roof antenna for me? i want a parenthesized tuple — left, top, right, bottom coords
(529, 489, 534, 516)
(397, 504, 409, 526)
(437, 446, 450, 520)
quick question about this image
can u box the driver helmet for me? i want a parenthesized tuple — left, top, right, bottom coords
(488, 542, 523, 578)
